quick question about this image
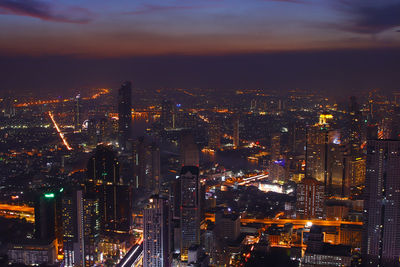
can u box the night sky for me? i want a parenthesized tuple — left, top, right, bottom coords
(0, 0, 400, 94)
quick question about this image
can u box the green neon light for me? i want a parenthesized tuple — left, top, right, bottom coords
(59, 188, 64, 193)
(44, 193, 54, 198)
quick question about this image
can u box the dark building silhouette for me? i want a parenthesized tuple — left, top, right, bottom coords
(118, 81, 132, 151)
(362, 139, 400, 266)
(161, 100, 175, 130)
(86, 145, 132, 233)
(132, 138, 161, 193)
(74, 94, 82, 132)
(180, 166, 201, 262)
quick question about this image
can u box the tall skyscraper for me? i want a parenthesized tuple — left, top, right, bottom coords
(180, 132, 199, 167)
(34, 192, 56, 241)
(348, 96, 363, 155)
(143, 195, 171, 267)
(233, 115, 239, 149)
(208, 122, 221, 151)
(86, 145, 131, 233)
(132, 138, 161, 192)
(87, 145, 120, 185)
(74, 94, 82, 132)
(296, 177, 325, 219)
(161, 100, 175, 130)
(118, 81, 132, 151)
(62, 189, 100, 267)
(180, 166, 200, 262)
(362, 140, 400, 266)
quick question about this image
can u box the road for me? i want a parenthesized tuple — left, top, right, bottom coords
(0, 203, 34, 223)
(205, 213, 362, 227)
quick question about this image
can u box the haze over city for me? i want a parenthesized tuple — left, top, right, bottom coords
(1, 1, 400, 267)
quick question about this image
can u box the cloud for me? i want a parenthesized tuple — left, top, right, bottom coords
(0, 0, 93, 23)
(262, 0, 306, 3)
(335, 0, 400, 34)
(123, 3, 222, 15)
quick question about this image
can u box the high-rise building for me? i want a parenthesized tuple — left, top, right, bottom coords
(296, 177, 325, 219)
(349, 96, 362, 155)
(208, 122, 221, 151)
(74, 94, 82, 132)
(86, 145, 131, 233)
(180, 132, 199, 167)
(180, 166, 201, 262)
(233, 115, 239, 149)
(305, 125, 328, 185)
(362, 140, 400, 266)
(150, 142, 161, 193)
(87, 145, 120, 185)
(62, 189, 100, 267)
(132, 138, 161, 192)
(161, 100, 175, 130)
(87, 119, 97, 147)
(118, 81, 132, 150)
(34, 190, 63, 258)
(143, 195, 171, 267)
(270, 133, 281, 161)
(34, 193, 56, 241)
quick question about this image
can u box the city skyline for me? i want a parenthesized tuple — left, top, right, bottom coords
(2, 1, 400, 266)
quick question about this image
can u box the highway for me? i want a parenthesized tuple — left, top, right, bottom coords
(48, 111, 73, 150)
(238, 174, 269, 185)
(0, 203, 34, 223)
(117, 243, 143, 267)
(205, 213, 362, 227)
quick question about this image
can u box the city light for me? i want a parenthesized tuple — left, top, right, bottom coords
(48, 111, 73, 151)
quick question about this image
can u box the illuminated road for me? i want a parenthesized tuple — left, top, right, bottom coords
(0, 203, 34, 223)
(205, 213, 362, 227)
(238, 174, 269, 185)
(117, 238, 143, 267)
(15, 88, 110, 107)
(48, 111, 73, 150)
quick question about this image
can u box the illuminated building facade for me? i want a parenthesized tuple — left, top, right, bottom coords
(362, 140, 400, 266)
(62, 189, 100, 267)
(180, 166, 201, 262)
(347, 157, 366, 187)
(296, 177, 325, 219)
(8, 239, 57, 266)
(208, 122, 221, 150)
(118, 81, 132, 150)
(143, 195, 171, 267)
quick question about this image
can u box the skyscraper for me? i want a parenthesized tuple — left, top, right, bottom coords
(362, 140, 400, 266)
(87, 145, 120, 185)
(74, 94, 82, 132)
(180, 166, 200, 262)
(296, 177, 325, 219)
(143, 195, 171, 267)
(180, 132, 199, 167)
(233, 115, 239, 149)
(132, 138, 161, 192)
(208, 122, 221, 151)
(62, 189, 100, 267)
(118, 81, 132, 150)
(86, 145, 131, 233)
(161, 100, 175, 130)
